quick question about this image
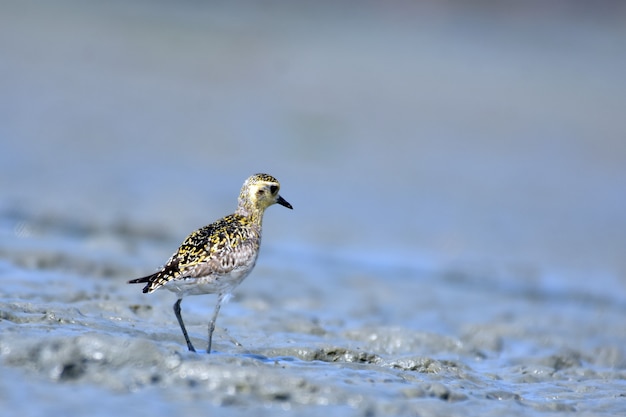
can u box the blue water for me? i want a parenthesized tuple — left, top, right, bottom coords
(1, 1, 626, 416)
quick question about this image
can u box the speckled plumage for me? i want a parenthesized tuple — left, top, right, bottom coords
(128, 173, 292, 353)
(137, 214, 261, 296)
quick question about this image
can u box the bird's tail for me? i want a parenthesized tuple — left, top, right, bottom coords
(128, 274, 157, 293)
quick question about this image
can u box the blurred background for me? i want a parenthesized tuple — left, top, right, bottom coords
(2, 0, 625, 294)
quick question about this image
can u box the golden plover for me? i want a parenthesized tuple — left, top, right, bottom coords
(128, 173, 292, 353)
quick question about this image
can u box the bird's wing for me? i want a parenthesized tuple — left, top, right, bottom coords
(129, 217, 259, 293)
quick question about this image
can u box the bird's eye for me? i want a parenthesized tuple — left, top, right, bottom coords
(270, 185, 278, 194)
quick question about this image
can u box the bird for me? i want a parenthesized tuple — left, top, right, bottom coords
(128, 173, 292, 353)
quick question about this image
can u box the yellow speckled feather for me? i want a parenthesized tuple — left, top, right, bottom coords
(137, 214, 261, 293)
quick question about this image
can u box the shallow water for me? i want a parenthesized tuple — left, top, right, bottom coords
(2, 1, 626, 416)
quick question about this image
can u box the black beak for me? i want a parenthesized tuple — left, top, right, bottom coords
(277, 195, 293, 209)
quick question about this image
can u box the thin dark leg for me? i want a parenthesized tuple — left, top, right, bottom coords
(173, 298, 196, 352)
(206, 293, 226, 354)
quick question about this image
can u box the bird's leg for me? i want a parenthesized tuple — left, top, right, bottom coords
(206, 293, 226, 354)
(173, 299, 196, 352)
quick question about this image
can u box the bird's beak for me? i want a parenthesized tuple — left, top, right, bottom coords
(277, 195, 293, 209)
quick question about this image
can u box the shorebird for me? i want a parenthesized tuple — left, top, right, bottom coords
(128, 173, 292, 353)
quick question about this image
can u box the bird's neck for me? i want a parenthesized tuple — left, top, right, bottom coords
(235, 202, 264, 226)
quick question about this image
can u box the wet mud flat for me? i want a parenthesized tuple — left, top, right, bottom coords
(1, 215, 625, 417)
